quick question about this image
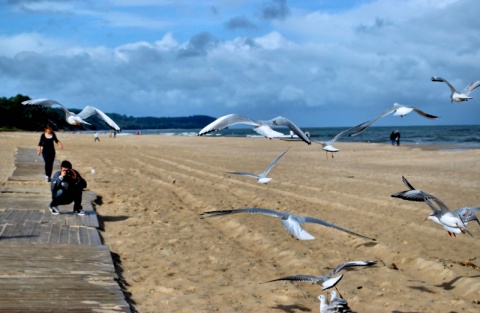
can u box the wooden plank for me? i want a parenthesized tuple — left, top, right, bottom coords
(36, 224, 51, 243)
(28, 222, 41, 243)
(88, 228, 102, 245)
(78, 227, 89, 245)
(49, 223, 61, 244)
(68, 226, 80, 245)
(59, 224, 70, 244)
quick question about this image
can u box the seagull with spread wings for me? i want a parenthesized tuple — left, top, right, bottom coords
(22, 98, 121, 131)
(391, 176, 474, 237)
(431, 76, 480, 102)
(313, 121, 369, 158)
(264, 260, 376, 291)
(349, 103, 438, 137)
(226, 148, 289, 184)
(201, 208, 376, 241)
(197, 113, 311, 145)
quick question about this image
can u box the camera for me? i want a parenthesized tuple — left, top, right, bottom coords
(66, 169, 73, 176)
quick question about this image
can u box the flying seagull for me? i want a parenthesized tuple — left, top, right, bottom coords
(198, 113, 311, 145)
(391, 176, 473, 237)
(22, 98, 121, 131)
(313, 121, 369, 158)
(264, 260, 376, 291)
(431, 76, 480, 102)
(349, 103, 438, 137)
(226, 148, 289, 184)
(201, 208, 376, 241)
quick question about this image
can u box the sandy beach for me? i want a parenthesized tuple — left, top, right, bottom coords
(1, 131, 479, 313)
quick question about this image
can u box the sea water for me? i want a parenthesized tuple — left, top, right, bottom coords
(114, 125, 480, 147)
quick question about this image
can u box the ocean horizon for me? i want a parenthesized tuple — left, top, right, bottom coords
(85, 124, 480, 148)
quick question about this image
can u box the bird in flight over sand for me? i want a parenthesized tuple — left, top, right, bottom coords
(391, 176, 474, 237)
(349, 103, 438, 137)
(197, 113, 311, 145)
(201, 208, 376, 241)
(226, 148, 289, 184)
(264, 260, 376, 291)
(431, 76, 480, 102)
(313, 121, 369, 158)
(23, 98, 121, 131)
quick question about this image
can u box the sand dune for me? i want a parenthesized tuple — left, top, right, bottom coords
(1, 132, 479, 312)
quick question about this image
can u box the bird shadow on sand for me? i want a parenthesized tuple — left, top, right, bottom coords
(270, 303, 312, 312)
(354, 241, 378, 249)
(433, 274, 480, 290)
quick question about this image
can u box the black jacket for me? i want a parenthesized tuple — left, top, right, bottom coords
(51, 169, 87, 193)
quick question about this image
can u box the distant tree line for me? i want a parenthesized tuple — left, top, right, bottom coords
(0, 94, 216, 132)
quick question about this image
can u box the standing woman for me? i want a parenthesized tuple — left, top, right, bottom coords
(38, 124, 63, 182)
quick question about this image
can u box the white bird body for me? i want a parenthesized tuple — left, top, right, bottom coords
(198, 113, 311, 144)
(22, 98, 121, 131)
(391, 176, 473, 236)
(227, 148, 289, 184)
(427, 206, 480, 235)
(280, 214, 316, 240)
(252, 125, 285, 138)
(431, 76, 480, 102)
(201, 208, 376, 241)
(350, 103, 438, 137)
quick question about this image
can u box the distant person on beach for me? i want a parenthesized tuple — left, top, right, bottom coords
(94, 132, 100, 142)
(49, 160, 87, 216)
(395, 130, 401, 146)
(390, 131, 396, 145)
(37, 124, 63, 182)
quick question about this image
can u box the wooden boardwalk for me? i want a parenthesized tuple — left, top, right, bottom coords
(0, 147, 132, 312)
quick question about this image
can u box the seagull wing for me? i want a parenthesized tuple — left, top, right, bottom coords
(22, 98, 71, 115)
(264, 116, 311, 145)
(331, 260, 377, 275)
(402, 176, 415, 190)
(392, 176, 437, 202)
(391, 189, 428, 202)
(226, 171, 261, 179)
(463, 81, 480, 95)
(198, 114, 258, 136)
(454, 207, 480, 225)
(260, 148, 289, 177)
(264, 275, 323, 284)
(349, 107, 395, 137)
(76, 106, 121, 131)
(302, 216, 376, 240)
(431, 76, 457, 93)
(412, 108, 439, 119)
(330, 121, 370, 143)
(201, 207, 286, 219)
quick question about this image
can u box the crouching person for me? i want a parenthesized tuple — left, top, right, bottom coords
(49, 160, 87, 215)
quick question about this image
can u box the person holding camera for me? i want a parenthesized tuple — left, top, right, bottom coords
(49, 160, 87, 215)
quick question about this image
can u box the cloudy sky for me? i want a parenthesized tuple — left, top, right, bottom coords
(1, 0, 479, 127)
